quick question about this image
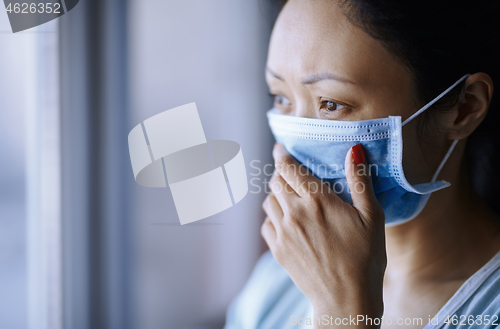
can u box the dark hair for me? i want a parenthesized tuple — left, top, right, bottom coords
(269, 0, 500, 215)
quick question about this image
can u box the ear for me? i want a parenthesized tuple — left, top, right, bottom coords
(447, 72, 494, 140)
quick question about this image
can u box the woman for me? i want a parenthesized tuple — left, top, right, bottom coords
(225, 0, 500, 328)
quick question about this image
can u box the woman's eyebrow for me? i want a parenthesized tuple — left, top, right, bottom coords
(266, 66, 355, 85)
(301, 73, 355, 85)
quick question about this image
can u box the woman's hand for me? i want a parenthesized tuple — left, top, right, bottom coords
(261, 143, 387, 327)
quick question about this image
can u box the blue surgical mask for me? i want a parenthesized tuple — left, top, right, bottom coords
(267, 74, 469, 226)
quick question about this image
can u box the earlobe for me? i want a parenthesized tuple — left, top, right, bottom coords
(447, 72, 494, 140)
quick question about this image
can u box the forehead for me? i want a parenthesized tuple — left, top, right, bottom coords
(267, 0, 409, 90)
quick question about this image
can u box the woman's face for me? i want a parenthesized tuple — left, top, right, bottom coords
(265, 0, 450, 185)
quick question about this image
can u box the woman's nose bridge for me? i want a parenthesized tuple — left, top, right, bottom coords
(287, 79, 317, 118)
(293, 101, 316, 119)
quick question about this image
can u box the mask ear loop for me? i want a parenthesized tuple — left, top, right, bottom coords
(401, 74, 470, 127)
(401, 74, 469, 184)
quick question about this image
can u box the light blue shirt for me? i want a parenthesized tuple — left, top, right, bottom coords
(224, 250, 500, 329)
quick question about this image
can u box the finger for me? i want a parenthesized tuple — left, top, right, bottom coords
(345, 144, 381, 221)
(262, 193, 284, 223)
(261, 217, 277, 247)
(272, 143, 321, 197)
(269, 170, 299, 210)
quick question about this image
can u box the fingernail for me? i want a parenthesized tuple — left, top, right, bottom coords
(352, 144, 366, 165)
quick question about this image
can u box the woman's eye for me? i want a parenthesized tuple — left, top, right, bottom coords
(320, 100, 346, 112)
(273, 94, 291, 106)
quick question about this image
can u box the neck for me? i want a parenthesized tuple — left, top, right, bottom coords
(384, 150, 500, 284)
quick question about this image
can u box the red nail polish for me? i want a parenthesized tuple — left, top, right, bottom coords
(352, 144, 366, 165)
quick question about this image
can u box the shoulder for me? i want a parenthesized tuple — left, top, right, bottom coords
(456, 267, 500, 328)
(431, 252, 500, 329)
(224, 251, 312, 329)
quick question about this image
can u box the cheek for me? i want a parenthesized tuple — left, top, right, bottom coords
(401, 125, 427, 184)
(400, 121, 445, 185)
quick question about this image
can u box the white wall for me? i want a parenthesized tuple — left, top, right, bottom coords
(0, 10, 59, 329)
(0, 12, 28, 328)
(128, 1, 274, 328)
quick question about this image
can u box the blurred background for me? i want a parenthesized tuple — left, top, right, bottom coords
(0, 0, 281, 328)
